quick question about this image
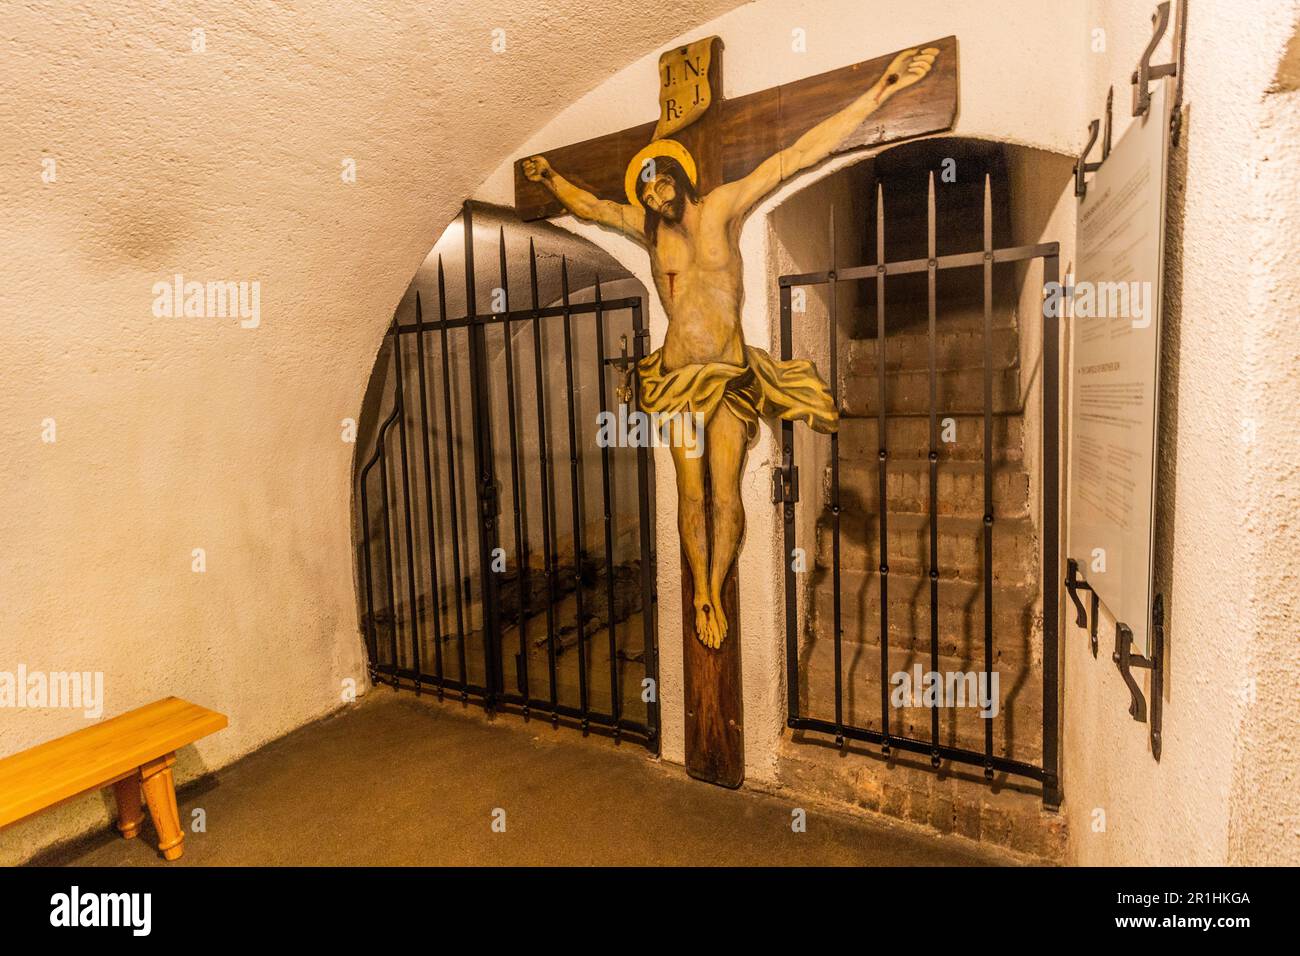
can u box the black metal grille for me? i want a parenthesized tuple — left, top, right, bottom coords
(777, 173, 1061, 806)
(356, 203, 659, 749)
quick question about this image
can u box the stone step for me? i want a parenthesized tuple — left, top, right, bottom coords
(808, 568, 1041, 669)
(775, 743, 1066, 860)
(845, 325, 1019, 375)
(836, 414, 1024, 463)
(815, 512, 1039, 587)
(799, 636, 1044, 760)
(827, 458, 1030, 519)
(842, 366, 1021, 416)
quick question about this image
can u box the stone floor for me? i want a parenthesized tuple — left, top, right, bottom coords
(36, 689, 1018, 866)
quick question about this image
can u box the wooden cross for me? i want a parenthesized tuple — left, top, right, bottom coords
(513, 35, 958, 788)
(515, 35, 957, 219)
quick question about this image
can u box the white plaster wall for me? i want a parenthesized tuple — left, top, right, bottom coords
(1228, 26, 1300, 865)
(1063, 0, 1300, 866)
(0, 0, 742, 864)
(476, 0, 1090, 783)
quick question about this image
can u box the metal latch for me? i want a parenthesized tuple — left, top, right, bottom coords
(771, 464, 799, 504)
(479, 477, 500, 518)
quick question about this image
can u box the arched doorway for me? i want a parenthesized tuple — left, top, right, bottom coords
(769, 137, 1074, 808)
(352, 202, 660, 748)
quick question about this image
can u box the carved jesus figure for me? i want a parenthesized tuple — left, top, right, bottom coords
(523, 47, 939, 649)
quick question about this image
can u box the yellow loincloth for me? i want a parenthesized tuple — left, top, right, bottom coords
(636, 345, 839, 441)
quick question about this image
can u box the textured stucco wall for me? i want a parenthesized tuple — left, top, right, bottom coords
(0, 0, 741, 864)
(4, 0, 1294, 867)
(476, 0, 1089, 783)
(1063, 0, 1300, 866)
(1227, 21, 1300, 865)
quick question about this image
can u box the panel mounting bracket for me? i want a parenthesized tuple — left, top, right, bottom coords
(1073, 87, 1113, 198)
(1112, 593, 1165, 761)
(1064, 557, 1100, 657)
(1131, 0, 1187, 143)
(1077, 0, 1186, 197)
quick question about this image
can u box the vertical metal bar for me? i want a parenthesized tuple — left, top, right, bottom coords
(463, 202, 502, 706)
(981, 175, 995, 776)
(414, 296, 447, 688)
(594, 277, 621, 736)
(392, 316, 423, 690)
(1042, 251, 1062, 808)
(529, 240, 561, 716)
(926, 171, 940, 767)
(377, 421, 400, 684)
(359, 473, 379, 680)
(499, 228, 530, 712)
(828, 209, 843, 747)
(779, 285, 798, 720)
(437, 257, 470, 698)
(414, 292, 445, 691)
(560, 258, 591, 729)
(631, 300, 659, 747)
(876, 183, 891, 753)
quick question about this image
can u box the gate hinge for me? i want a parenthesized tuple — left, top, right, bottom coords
(771, 465, 799, 504)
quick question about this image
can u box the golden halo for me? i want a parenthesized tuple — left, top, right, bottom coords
(624, 139, 698, 208)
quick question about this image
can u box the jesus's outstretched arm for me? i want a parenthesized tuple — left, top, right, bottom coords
(522, 155, 647, 243)
(709, 46, 940, 221)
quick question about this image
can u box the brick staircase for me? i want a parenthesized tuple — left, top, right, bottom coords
(786, 299, 1064, 860)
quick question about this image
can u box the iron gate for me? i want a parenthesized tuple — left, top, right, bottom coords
(776, 172, 1061, 806)
(356, 203, 659, 749)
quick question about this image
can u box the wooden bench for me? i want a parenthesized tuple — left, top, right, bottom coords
(0, 697, 228, 861)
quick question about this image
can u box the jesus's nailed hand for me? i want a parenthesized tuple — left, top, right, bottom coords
(521, 155, 552, 182)
(874, 46, 940, 103)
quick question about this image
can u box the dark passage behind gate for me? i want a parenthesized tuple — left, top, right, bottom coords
(776, 160, 1061, 807)
(355, 203, 659, 749)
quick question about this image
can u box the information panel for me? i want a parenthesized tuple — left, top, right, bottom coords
(1067, 77, 1174, 657)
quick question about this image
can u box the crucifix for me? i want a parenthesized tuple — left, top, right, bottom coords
(514, 35, 958, 787)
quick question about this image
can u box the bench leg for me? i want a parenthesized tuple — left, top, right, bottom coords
(113, 776, 145, 839)
(140, 753, 185, 861)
